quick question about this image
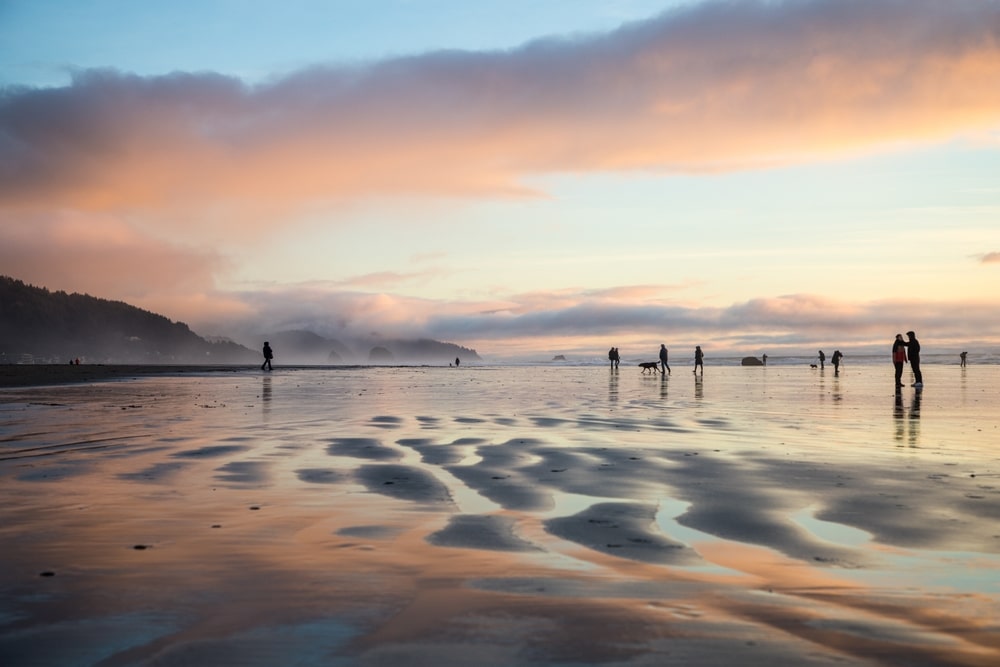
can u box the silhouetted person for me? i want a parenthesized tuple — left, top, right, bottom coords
(694, 346, 704, 374)
(831, 350, 842, 374)
(261, 341, 273, 371)
(659, 344, 671, 375)
(818, 350, 825, 369)
(960, 351, 967, 367)
(892, 334, 907, 387)
(904, 331, 922, 387)
(455, 357, 460, 367)
(613, 347, 620, 368)
(762, 353, 767, 366)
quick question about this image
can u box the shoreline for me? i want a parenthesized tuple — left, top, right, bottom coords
(0, 363, 457, 388)
(0, 364, 249, 388)
(0, 358, 989, 388)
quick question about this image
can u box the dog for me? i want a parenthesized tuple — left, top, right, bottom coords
(810, 364, 818, 369)
(638, 362, 661, 374)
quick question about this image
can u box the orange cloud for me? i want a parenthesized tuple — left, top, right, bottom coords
(2, 0, 999, 232)
(0, 211, 225, 300)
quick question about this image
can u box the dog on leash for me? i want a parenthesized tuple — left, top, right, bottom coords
(638, 362, 661, 374)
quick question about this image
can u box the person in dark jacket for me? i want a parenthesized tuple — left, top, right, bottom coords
(694, 346, 704, 374)
(904, 331, 922, 387)
(261, 341, 274, 371)
(659, 344, 671, 375)
(892, 334, 907, 387)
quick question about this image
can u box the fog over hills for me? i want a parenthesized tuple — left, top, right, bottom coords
(248, 329, 480, 365)
(0, 276, 480, 365)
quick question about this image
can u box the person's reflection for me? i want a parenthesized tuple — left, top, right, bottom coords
(893, 387, 905, 442)
(660, 371, 668, 400)
(262, 375, 272, 419)
(694, 373, 703, 400)
(608, 366, 619, 404)
(908, 388, 922, 447)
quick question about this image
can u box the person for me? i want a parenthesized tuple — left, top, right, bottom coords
(892, 334, 907, 387)
(609, 347, 615, 368)
(831, 350, 843, 374)
(818, 350, 825, 369)
(694, 346, 704, 374)
(904, 331, 922, 387)
(261, 341, 274, 371)
(762, 353, 768, 366)
(960, 351, 967, 367)
(659, 344, 671, 375)
(455, 357, 460, 367)
(613, 347, 620, 368)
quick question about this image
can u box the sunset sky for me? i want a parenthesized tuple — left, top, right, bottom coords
(2, 0, 999, 359)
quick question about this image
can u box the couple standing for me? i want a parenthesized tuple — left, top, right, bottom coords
(892, 331, 922, 388)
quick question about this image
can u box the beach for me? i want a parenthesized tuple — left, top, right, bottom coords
(1, 363, 999, 666)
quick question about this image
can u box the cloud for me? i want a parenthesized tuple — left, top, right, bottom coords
(980, 252, 1000, 264)
(192, 285, 1000, 356)
(336, 268, 456, 289)
(0, 210, 225, 300)
(2, 0, 999, 223)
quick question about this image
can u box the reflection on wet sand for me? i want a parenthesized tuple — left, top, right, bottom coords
(894, 386, 923, 447)
(1, 366, 999, 666)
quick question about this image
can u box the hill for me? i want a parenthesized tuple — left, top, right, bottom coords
(0, 276, 256, 364)
(0, 276, 484, 366)
(254, 330, 482, 365)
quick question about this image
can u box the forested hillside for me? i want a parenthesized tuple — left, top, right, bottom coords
(0, 276, 256, 364)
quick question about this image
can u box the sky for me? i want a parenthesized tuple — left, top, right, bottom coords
(2, 0, 999, 360)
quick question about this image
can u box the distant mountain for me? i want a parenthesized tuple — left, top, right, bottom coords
(254, 330, 355, 365)
(365, 338, 481, 364)
(255, 331, 482, 365)
(0, 275, 483, 366)
(0, 276, 256, 364)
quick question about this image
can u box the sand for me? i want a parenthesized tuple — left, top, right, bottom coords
(1, 364, 999, 665)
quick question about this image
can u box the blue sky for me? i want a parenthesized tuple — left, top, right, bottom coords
(2, 1, 999, 358)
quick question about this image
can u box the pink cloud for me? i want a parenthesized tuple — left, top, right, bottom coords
(981, 252, 1000, 264)
(188, 284, 1000, 357)
(2, 0, 999, 225)
(0, 211, 225, 300)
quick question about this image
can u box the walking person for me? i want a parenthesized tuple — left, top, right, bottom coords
(694, 346, 704, 374)
(892, 334, 907, 387)
(960, 351, 967, 367)
(261, 341, 274, 371)
(831, 350, 843, 374)
(904, 331, 922, 387)
(818, 350, 825, 370)
(659, 344, 671, 375)
(613, 348, 620, 368)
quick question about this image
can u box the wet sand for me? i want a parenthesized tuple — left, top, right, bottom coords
(1, 364, 999, 665)
(0, 364, 248, 388)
